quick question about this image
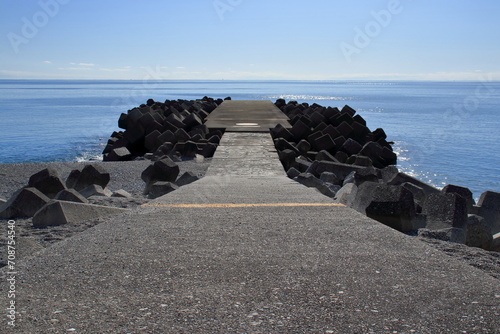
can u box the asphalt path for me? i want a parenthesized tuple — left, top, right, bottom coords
(1, 103, 499, 333)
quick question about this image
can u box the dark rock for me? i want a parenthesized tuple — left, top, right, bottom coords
(0, 187, 50, 218)
(423, 193, 468, 230)
(148, 181, 179, 199)
(365, 184, 416, 232)
(55, 189, 88, 203)
(28, 168, 66, 199)
(73, 165, 111, 191)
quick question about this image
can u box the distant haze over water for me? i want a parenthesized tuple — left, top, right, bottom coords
(0, 80, 499, 200)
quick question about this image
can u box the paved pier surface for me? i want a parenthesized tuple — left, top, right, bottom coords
(204, 100, 291, 132)
(2, 101, 499, 333)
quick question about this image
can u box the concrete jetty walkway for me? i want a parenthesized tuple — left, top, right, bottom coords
(2, 101, 499, 333)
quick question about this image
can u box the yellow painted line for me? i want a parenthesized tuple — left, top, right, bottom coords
(141, 203, 344, 208)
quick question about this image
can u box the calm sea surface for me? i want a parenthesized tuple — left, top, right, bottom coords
(0, 80, 499, 199)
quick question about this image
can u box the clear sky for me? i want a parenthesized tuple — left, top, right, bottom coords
(1, 0, 499, 81)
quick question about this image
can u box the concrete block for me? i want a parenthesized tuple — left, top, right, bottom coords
(55, 189, 88, 203)
(144, 130, 162, 152)
(293, 173, 323, 188)
(315, 161, 365, 181)
(423, 193, 468, 230)
(315, 150, 339, 163)
(290, 119, 312, 141)
(32, 200, 129, 227)
(142, 158, 180, 193)
(466, 214, 493, 250)
(0, 187, 50, 219)
(387, 172, 440, 197)
(104, 147, 133, 162)
(365, 184, 416, 233)
(73, 165, 111, 191)
(79, 185, 112, 198)
(28, 168, 66, 199)
(476, 191, 500, 235)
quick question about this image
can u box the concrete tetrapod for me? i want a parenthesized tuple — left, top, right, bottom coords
(32, 200, 130, 227)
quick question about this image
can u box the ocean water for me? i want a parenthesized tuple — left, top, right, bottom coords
(0, 80, 499, 199)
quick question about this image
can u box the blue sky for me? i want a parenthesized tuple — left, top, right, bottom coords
(1, 0, 499, 80)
